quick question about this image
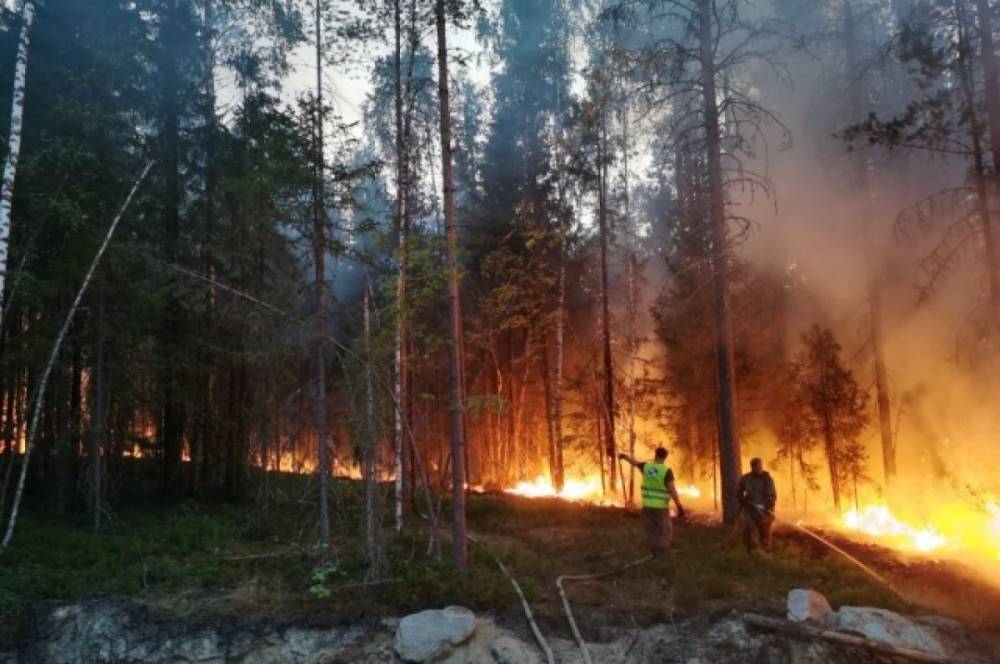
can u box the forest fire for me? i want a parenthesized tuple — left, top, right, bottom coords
(506, 476, 604, 502)
(840, 505, 947, 554)
(504, 471, 1000, 571)
(504, 476, 702, 504)
(830, 496, 1000, 569)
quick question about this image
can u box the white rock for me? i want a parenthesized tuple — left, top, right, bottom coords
(394, 606, 477, 663)
(786, 589, 833, 623)
(835, 606, 946, 656)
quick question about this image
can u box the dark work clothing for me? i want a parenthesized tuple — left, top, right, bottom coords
(738, 470, 776, 553)
(637, 462, 675, 484)
(737, 471, 776, 512)
(642, 507, 672, 556)
(742, 509, 774, 553)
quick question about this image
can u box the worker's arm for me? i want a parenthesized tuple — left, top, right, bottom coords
(617, 453, 642, 469)
(765, 475, 777, 513)
(667, 480, 686, 519)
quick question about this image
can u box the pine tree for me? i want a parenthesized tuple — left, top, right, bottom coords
(793, 326, 869, 511)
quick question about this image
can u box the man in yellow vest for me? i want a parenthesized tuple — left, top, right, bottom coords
(619, 447, 687, 556)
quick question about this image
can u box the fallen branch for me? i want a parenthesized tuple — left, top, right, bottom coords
(556, 554, 654, 664)
(466, 533, 555, 664)
(743, 613, 960, 664)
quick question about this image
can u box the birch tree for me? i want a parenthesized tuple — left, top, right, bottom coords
(0, 0, 36, 333)
(2, 161, 153, 548)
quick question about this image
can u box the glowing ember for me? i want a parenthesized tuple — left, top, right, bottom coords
(841, 504, 947, 553)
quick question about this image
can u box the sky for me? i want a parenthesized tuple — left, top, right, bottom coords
(280, 5, 496, 137)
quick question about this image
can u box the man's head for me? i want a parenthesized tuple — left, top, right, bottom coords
(750, 457, 764, 475)
(654, 447, 668, 461)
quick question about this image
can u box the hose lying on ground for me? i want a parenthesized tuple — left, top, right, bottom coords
(556, 554, 654, 664)
(737, 504, 907, 601)
(465, 532, 556, 664)
(781, 518, 907, 602)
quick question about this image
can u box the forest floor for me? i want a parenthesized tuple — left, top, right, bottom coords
(2, 478, 1000, 649)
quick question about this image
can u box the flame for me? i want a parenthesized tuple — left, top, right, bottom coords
(841, 504, 947, 553)
(505, 475, 704, 505)
(837, 498, 1000, 566)
(507, 475, 605, 502)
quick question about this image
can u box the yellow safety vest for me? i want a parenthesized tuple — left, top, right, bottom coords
(641, 463, 671, 510)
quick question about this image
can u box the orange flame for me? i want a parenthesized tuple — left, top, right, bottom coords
(841, 504, 947, 553)
(835, 497, 1000, 569)
(505, 475, 704, 504)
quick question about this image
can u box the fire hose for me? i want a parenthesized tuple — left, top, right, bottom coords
(736, 503, 905, 601)
(556, 553, 655, 664)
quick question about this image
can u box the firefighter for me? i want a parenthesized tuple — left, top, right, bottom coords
(619, 447, 687, 556)
(737, 457, 777, 554)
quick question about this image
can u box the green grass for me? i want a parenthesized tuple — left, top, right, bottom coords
(0, 487, 932, 635)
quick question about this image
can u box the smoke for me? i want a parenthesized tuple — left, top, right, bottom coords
(698, 1, 1000, 517)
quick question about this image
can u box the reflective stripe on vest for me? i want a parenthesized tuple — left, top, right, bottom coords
(641, 463, 670, 510)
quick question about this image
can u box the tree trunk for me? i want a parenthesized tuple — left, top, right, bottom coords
(2, 162, 152, 547)
(392, 0, 420, 534)
(823, 412, 841, 511)
(194, 0, 219, 498)
(62, 340, 83, 513)
(0, 0, 36, 332)
(313, 0, 331, 558)
(541, 342, 557, 486)
(89, 295, 107, 530)
(363, 277, 383, 580)
(623, 98, 637, 508)
(551, 54, 567, 493)
(844, 0, 896, 486)
(975, 0, 1000, 170)
(434, 0, 467, 567)
(160, 0, 184, 496)
(597, 102, 617, 494)
(959, 1, 1000, 326)
(392, 0, 407, 536)
(698, 0, 741, 525)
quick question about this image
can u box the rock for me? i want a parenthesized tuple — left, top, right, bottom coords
(21, 597, 367, 664)
(394, 606, 477, 663)
(488, 633, 544, 664)
(914, 615, 984, 661)
(786, 589, 833, 623)
(835, 606, 946, 656)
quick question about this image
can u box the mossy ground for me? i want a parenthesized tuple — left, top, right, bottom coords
(2, 479, 997, 641)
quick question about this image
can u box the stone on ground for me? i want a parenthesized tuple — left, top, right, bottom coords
(394, 605, 477, 662)
(786, 589, 833, 623)
(835, 606, 946, 656)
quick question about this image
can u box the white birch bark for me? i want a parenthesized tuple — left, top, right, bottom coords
(2, 161, 153, 548)
(0, 0, 37, 332)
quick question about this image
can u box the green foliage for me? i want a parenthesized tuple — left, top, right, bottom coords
(309, 562, 345, 599)
(792, 326, 870, 507)
(0, 490, 928, 631)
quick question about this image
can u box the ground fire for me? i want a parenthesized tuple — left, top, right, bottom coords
(500, 471, 1000, 581)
